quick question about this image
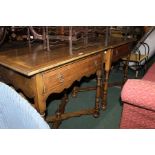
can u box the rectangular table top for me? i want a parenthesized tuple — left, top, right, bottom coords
(0, 38, 134, 76)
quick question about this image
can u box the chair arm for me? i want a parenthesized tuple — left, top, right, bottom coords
(121, 79, 155, 111)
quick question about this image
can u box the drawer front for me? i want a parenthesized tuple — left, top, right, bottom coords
(112, 44, 130, 62)
(42, 53, 102, 94)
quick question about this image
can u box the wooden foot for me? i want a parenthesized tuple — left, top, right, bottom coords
(93, 111, 100, 118)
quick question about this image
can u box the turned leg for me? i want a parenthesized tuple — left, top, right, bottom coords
(53, 92, 68, 128)
(72, 86, 79, 97)
(101, 70, 110, 110)
(101, 49, 113, 110)
(93, 69, 102, 118)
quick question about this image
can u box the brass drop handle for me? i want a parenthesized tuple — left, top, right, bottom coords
(57, 73, 64, 83)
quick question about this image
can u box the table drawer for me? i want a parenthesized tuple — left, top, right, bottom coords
(42, 53, 102, 94)
(112, 44, 130, 62)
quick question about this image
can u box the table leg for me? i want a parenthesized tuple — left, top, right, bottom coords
(93, 69, 101, 117)
(34, 94, 46, 117)
(53, 92, 68, 128)
(101, 70, 110, 110)
(72, 86, 79, 97)
(33, 74, 47, 116)
(101, 49, 112, 110)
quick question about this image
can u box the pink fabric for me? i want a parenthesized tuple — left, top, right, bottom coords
(143, 63, 155, 81)
(120, 63, 155, 129)
(121, 79, 155, 111)
(143, 72, 155, 81)
(120, 104, 155, 129)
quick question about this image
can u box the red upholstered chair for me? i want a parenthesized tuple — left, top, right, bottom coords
(120, 63, 155, 129)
